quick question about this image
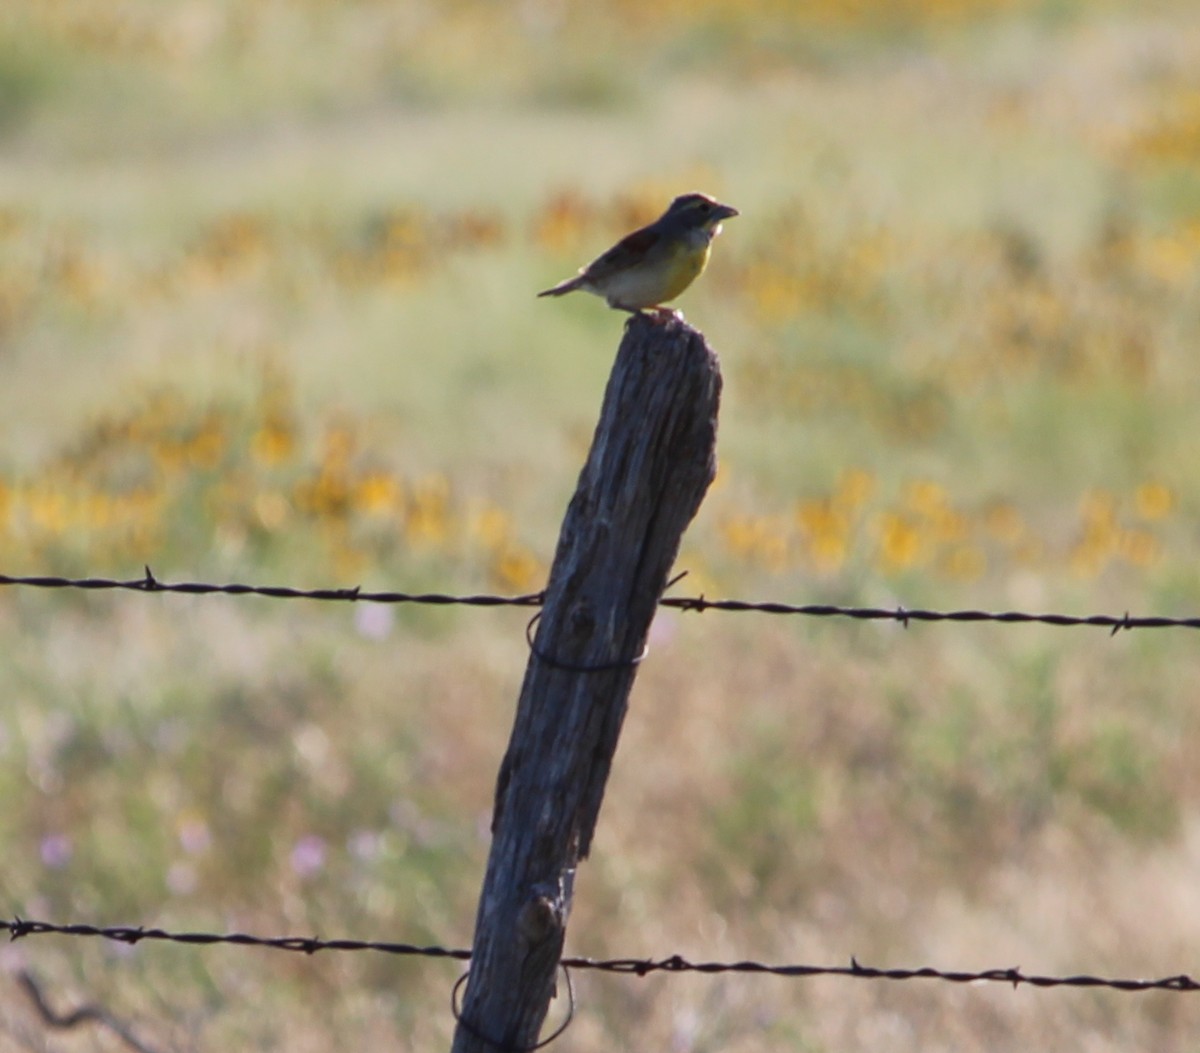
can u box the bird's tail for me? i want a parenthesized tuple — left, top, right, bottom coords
(537, 275, 585, 298)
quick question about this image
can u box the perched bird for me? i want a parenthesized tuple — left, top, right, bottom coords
(538, 192, 738, 314)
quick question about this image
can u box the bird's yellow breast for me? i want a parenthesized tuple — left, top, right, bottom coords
(600, 240, 711, 310)
(659, 241, 712, 301)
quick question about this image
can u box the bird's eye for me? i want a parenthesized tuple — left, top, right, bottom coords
(697, 201, 712, 212)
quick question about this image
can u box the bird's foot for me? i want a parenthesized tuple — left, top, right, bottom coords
(639, 306, 684, 324)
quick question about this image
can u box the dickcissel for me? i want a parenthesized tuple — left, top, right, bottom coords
(538, 192, 738, 314)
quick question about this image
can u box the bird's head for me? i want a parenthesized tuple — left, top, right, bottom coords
(662, 192, 739, 234)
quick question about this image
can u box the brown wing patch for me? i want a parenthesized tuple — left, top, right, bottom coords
(581, 224, 658, 282)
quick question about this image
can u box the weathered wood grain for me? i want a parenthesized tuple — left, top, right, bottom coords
(450, 313, 722, 1053)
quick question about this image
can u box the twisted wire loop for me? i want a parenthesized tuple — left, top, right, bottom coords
(524, 612, 648, 673)
(4, 919, 1197, 994)
(451, 967, 575, 1051)
(2, 569, 1198, 632)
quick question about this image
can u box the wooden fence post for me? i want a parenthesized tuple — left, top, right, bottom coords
(449, 313, 722, 1053)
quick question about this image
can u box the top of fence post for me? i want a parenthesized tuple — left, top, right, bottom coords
(449, 312, 722, 1053)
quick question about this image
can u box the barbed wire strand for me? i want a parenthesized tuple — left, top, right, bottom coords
(1, 569, 1198, 633)
(0, 569, 543, 608)
(4, 919, 1197, 993)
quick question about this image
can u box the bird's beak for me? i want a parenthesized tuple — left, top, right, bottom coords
(715, 203, 739, 220)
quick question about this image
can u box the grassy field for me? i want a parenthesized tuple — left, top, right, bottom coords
(2, 1, 1200, 1049)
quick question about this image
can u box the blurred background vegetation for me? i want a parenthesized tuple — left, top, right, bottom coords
(1, 0, 1199, 1049)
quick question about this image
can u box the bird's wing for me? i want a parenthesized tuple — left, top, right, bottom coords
(580, 224, 660, 282)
